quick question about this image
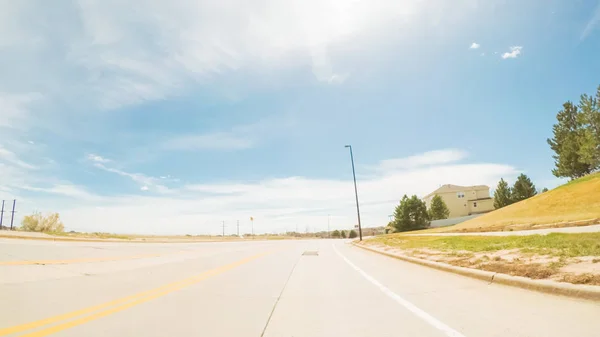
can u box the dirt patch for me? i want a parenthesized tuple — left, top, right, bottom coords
(560, 257, 600, 274)
(475, 262, 557, 279)
(362, 242, 600, 286)
(558, 273, 600, 285)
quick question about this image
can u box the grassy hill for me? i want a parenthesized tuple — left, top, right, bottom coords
(430, 172, 600, 233)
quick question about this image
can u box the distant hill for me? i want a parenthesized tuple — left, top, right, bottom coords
(431, 172, 600, 233)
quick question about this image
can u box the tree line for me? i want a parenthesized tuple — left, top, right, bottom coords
(331, 229, 358, 238)
(493, 174, 542, 209)
(548, 85, 600, 179)
(386, 194, 450, 233)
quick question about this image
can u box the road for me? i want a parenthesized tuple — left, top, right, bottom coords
(1, 238, 598, 337)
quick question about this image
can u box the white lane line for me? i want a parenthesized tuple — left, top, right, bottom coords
(333, 244, 466, 337)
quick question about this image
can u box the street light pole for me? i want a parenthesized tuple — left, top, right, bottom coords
(345, 145, 363, 241)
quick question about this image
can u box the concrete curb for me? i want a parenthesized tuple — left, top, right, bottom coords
(352, 242, 600, 301)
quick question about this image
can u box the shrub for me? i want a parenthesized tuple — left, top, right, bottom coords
(21, 212, 65, 233)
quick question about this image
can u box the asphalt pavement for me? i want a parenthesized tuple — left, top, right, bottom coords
(1, 238, 598, 337)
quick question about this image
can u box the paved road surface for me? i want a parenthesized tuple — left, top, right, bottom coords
(1, 238, 598, 337)
(410, 224, 600, 236)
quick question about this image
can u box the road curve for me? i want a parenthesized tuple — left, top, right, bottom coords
(1, 238, 598, 336)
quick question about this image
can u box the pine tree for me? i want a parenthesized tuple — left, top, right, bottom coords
(577, 87, 600, 171)
(428, 195, 450, 220)
(511, 174, 537, 202)
(392, 195, 430, 232)
(493, 178, 513, 209)
(547, 101, 592, 179)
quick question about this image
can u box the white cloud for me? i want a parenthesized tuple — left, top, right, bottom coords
(581, 1, 600, 40)
(0, 0, 483, 113)
(469, 42, 480, 49)
(86, 154, 111, 163)
(0, 92, 43, 128)
(3, 147, 519, 235)
(68, 0, 420, 108)
(20, 184, 98, 200)
(501, 46, 522, 59)
(48, 148, 518, 235)
(374, 149, 468, 172)
(0, 146, 38, 170)
(161, 116, 292, 152)
(89, 160, 170, 193)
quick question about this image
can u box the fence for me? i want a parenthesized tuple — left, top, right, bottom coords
(429, 214, 483, 228)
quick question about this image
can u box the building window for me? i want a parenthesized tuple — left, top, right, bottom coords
(473, 202, 477, 208)
(457, 192, 465, 198)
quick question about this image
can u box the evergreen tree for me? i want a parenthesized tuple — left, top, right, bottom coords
(511, 174, 537, 202)
(541, 187, 549, 193)
(547, 101, 592, 179)
(493, 178, 513, 209)
(340, 230, 347, 238)
(428, 195, 450, 220)
(392, 195, 430, 232)
(577, 87, 600, 171)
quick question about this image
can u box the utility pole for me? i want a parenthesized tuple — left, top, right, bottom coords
(222, 220, 225, 237)
(237, 220, 240, 237)
(250, 217, 254, 236)
(10, 199, 16, 230)
(327, 214, 330, 238)
(345, 145, 363, 241)
(0, 200, 4, 228)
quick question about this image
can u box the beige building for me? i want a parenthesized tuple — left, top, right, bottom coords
(423, 184, 494, 218)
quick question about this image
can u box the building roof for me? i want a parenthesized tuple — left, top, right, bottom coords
(424, 184, 490, 199)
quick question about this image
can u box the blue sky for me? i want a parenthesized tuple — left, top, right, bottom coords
(1, 0, 599, 235)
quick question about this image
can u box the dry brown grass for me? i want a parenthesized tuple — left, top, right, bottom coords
(476, 262, 558, 279)
(424, 172, 600, 233)
(559, 273, 600, 285)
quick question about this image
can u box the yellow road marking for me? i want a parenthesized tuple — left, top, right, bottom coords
(0, 250, 195, 266)
(0, 253, 162, 266)
(0, 252, 269, 336)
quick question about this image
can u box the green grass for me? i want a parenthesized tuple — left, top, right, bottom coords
(366, 232, 600, 257)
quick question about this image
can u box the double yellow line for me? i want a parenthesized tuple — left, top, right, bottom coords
(0, 249, 206, 266)
(0, 253, 164, 266)
(0, 252, 270, 337)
